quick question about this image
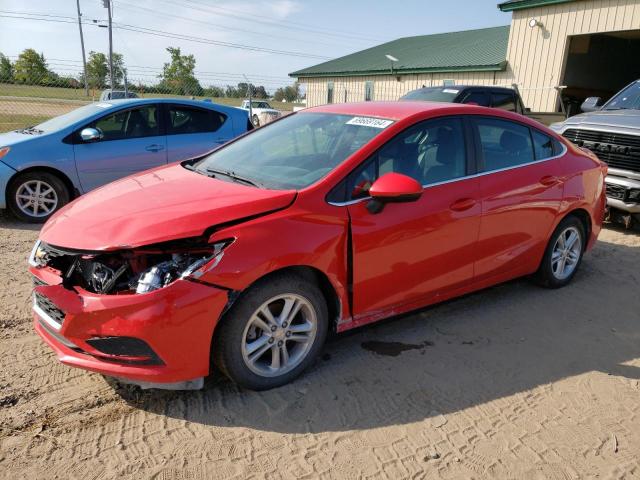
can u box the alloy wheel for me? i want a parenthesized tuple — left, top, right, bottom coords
(551, 226, 582, 280)
(15, 180, 58, 218)
(241, 293, 317, 377)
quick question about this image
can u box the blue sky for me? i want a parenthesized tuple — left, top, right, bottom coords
(0, 0, 511, 92)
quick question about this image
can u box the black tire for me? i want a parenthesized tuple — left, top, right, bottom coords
(7, 171, 70, 223)
(213, 273, 328, 390)
(533, 215, 586, 288)
(252, 114, 260, 127)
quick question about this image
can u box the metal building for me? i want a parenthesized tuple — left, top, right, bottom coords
(290, 0, 640, 113)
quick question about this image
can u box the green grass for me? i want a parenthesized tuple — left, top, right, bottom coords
(0, 83, 302, 111)
(0, 113, 50, 133)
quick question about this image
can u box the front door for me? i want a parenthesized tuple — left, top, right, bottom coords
(74, 104, 167, 192)
(346, 117, 481, 319)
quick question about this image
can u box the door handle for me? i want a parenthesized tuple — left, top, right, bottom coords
(450, 198, 476, 212)
(145, 144, 165, 152)
(539, 175, 559, 186)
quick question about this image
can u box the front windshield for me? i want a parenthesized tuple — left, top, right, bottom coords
(34, 102, 114, 132)
(400, 87, 460, 102)
(195, 112, 393, 189)
(603, 81, 640, 111)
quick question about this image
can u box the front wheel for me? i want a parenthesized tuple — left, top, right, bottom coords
(213, 273, 328, 390)
(534, 216, 585, 288)
(252, 114, 260, 127)
(7, 171, 70, 223)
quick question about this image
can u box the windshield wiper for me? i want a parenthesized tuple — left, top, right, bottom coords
(204, 167, 262, 188)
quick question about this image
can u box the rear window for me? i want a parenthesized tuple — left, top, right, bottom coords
(167, 105, 227, 134)
(400, 87, 460, 103)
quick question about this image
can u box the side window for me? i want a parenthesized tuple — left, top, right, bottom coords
(531, 129, 555, 160)
(491, 92, 517, 112)
(346, 117, 467, 200)
(167, 105, 226, 135)
(365, 81, 374, 101)
(475, 118, 534, 171)
(91, 105, 159, 141)
(461, 91, 490, 107)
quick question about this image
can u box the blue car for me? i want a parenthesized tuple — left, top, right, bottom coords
(0, 98, 251, 222)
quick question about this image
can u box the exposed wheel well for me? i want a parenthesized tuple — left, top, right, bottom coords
(7, 167, 77, 203)
(228, 266, 341, 332)
(565, 208, 592, 246)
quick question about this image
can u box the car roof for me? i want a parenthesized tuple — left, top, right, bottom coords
(304, 101, 490, 120)
(303, 100, 553, 133)
(97, 97, 246, 113)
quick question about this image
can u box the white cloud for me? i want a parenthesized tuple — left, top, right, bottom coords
(267, 0, 302, 19)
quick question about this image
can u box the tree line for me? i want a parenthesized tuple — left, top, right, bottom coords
(0, 47, 302, 101)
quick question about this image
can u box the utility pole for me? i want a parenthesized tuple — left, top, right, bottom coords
(102, 0, 114, 93)
(243, 74, 252, 123)
(76, 0, 89, 96)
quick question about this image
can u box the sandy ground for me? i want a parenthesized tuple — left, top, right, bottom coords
(1, 211, 639, 480)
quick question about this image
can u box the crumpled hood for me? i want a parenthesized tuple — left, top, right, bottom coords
(40, 163, 296, 251)
(559, 109, 640, 130)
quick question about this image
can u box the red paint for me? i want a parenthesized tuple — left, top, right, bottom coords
(369, 172, 423, 199)
(31, 101, 606, 386)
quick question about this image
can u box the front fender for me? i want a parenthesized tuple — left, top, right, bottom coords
(198, 203, 351, 321)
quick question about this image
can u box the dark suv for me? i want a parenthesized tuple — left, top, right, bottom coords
(400, 85, 526, 113)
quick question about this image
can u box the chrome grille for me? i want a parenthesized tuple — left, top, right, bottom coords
(34, 292, 65, 327)
(563, 129, 640, 174)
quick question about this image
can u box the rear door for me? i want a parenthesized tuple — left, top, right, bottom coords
(73, 104, 167, 192)
(165, 104, 234, 163)
(345, 117, 481, 318)
(472, 116, 564, 281)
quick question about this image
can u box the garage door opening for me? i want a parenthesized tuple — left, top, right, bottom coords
(561, 30, 640, 116)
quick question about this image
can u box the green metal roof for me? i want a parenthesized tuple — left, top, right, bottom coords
(498, 0, 577, 12)
(289, 26, 510, 78)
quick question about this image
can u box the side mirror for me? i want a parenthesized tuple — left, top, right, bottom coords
(80, 127, 102, 143)
(581, 97, 602, 113)
(367, 172, 422, 214)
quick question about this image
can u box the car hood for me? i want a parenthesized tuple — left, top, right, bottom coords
(559, 109, 640, 130)
(0, 130, 46, 147)
(40, 163, 297, 251)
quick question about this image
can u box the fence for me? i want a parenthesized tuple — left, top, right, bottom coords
(0, 77, 300, 133)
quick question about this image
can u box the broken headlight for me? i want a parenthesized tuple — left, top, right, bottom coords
(135, 242, 228, 294)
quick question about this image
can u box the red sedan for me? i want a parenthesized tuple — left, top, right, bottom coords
(30, 102, 606, 391)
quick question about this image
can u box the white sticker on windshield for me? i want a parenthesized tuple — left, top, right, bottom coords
(443, 89, 460, 94)
(95, 102, 113, 108)
(346, 117, 393, 129)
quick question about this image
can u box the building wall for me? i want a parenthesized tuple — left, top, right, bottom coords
(301, 71, 502, 108)
(298, 0, 640, 112)
(501, 0, 640, 111)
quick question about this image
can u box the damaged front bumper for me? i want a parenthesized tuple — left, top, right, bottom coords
(31, 266, 228, 389)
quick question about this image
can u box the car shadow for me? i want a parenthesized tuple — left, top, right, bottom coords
(114, 236, 640, 434)
(0, 211, 42, 232)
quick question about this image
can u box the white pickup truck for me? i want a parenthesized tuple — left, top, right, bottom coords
(240, 100, 282, 126)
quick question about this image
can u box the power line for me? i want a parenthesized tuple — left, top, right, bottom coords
(174, 0, 385, 43)
(112, 2, 349, 51)
(0, 12, 331, 60)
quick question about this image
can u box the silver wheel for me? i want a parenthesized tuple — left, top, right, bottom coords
(15, 179, 58, 218)
(551, 226, 582, 280)
(241, 293, 317, 378)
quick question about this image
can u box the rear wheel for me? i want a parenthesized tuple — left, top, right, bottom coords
(213, 273, 328, 390)
(534, 215, 585, 288)
(7, 171, 70, 223)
